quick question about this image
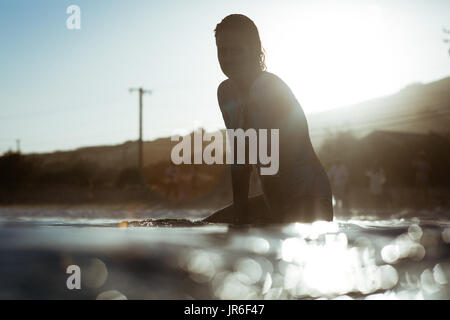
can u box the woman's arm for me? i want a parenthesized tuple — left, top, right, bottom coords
(217, 80, 251, 223)
(230, 164, 251, 223)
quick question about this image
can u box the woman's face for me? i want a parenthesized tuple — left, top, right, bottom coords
(216, 31, 258, 81)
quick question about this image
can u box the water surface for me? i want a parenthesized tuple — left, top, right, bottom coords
(0, 208, 449, 300)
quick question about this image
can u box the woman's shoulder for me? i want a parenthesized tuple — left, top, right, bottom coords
(217, 71, 286, 92)
(255, 70, 282, 84)
(261, 71, 293, 91)
(217, 78, 232, 93)
(217, 79, 237, 106)
(250, 71, 295, 104)
(217, 72, 294, 105)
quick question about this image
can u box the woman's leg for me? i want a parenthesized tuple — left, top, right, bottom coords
(202, 194, 270, 224)
(202, 202, 235, 223)
(282, 196, 334, 223)
(203, 195, 333, 224)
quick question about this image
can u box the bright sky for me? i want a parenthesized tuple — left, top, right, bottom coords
(1, 0, 449, 154)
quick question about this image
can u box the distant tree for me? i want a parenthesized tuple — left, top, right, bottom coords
(0, 152, 39, 189)
(318, 130, 360, 167)
(36, 160, 97, 187)
(116, 167, 142, 188)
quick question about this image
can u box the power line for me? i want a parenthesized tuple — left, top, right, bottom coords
(4, 109, 449, 150)
(0, 95, 131, 120)
(309, 110, 450, 139)
(309, 108, 450, 134)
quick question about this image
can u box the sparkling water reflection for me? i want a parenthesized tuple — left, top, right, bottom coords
(0, 209, 449, 300)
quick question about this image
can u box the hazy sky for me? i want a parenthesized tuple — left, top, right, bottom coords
(1, 0, 449, 154)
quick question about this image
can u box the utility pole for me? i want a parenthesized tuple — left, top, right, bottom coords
(129, 87, 152, 176)
(16, 139, 20, 153)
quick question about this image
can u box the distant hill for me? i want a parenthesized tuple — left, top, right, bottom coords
(29, 137, 175, 170)
(28, 130, 227, 170)
(307, 76, 450, 147)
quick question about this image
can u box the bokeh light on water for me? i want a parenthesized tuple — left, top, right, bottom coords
(381, 225, 426, 264)
(279, 232, 398, 297)
(441, 228, 450, 243)
(173, 220, 450, 299)
(82, 258, 108, 289)
(96, 290, 127, 300)
(0, 210, 449, 299)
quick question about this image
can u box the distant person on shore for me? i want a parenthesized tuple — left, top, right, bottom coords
(327, 160, 350, 211)
(412, 151, 431, 209)
(365, 163, 386, 211)
(203, 14, 333, 224)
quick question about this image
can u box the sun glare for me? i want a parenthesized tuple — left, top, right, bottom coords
(263, 4, 396, 113)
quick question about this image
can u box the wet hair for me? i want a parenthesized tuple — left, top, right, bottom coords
(214, 14, 266, 71)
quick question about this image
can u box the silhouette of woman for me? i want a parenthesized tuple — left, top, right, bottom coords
(203, 14, 333, 224)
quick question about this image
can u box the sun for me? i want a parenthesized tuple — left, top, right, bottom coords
(260, 4, 395, 114)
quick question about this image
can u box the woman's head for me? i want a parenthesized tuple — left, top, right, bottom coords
(215, 14, 265, 81)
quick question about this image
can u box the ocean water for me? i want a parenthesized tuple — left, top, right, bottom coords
(0, 208, 449, 300)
